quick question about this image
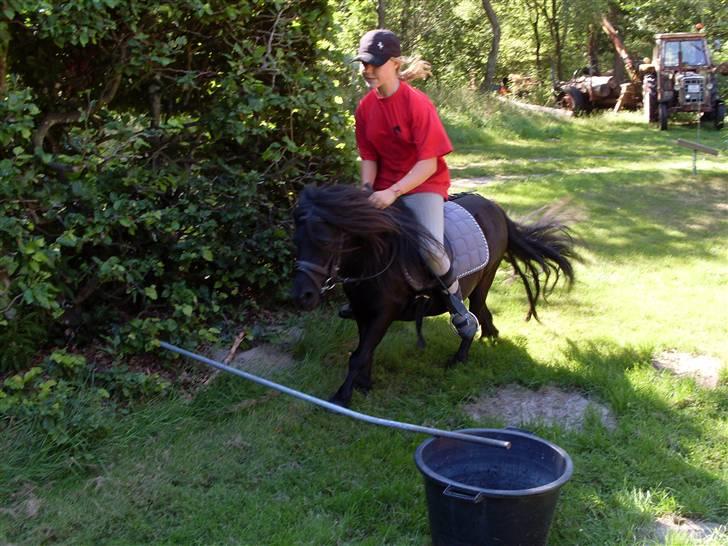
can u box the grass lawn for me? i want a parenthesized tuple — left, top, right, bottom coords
(2, 100, 727, 545)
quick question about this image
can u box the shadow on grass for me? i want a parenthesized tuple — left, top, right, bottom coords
(359, 325, 728, 544)
(554, 341, 728, 543)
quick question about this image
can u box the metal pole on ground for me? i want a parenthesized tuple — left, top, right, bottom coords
(159, 341, 511, 450)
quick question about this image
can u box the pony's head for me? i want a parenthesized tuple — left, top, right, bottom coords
(290, 185, 407, 310)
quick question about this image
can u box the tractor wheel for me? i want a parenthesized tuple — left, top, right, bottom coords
(562, 87, 589, 116)
(714, 102, 725, 130)
(659, 102, 669, 131)
(643, 75, 657, 122)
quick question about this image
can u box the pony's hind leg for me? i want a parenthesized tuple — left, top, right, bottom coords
(468, 268, 499, 340)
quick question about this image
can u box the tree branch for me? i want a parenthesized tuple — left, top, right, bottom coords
(32, 42, 128, 151)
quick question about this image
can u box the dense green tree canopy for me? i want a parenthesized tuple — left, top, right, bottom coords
(0, 0, 354, 368)
(332, 0, 726, 92)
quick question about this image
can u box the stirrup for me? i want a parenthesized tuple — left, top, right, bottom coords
(450, 309, 479, 339)
(338, 303, 354, 320)
(445, 292, 479, 339)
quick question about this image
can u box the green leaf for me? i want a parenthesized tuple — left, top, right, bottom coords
(144, 285, 158, 300)
(4, 374, 25, 391)
(23, 367, 43, 383)
(57, 231, 79, 247)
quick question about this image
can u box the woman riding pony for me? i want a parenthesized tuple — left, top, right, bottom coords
(349, 28, 478, 339)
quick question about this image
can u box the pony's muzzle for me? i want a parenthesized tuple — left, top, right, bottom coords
(291, 273, 320, 311)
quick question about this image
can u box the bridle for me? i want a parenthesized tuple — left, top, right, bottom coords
(295, 233, 397, 295)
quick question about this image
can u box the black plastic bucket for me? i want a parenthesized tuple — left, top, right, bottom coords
(414, 428, 573, 546)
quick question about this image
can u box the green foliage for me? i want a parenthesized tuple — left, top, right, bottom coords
(331, 0, 728, 98)
(332, 0, 496, 89)
(0, 1, 356, 366)
(0, 349, 170, 453)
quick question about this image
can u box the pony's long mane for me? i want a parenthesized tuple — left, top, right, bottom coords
(296, 185, 440, 284)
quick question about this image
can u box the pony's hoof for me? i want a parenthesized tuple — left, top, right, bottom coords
(353, 381, 372, 394)
(338, 304, 354, 320)
(445, 355, 466, 369)
(480, 325, 499, 339)
(328, 394, 351, 408)
(481, 334, 499, 345)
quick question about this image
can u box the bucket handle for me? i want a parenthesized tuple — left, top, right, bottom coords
(443, 485, 485, 504)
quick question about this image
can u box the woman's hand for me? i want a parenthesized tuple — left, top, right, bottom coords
(368, 188, 397, 209)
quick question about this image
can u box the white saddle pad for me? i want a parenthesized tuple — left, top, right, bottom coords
(403, 200, 490, 291)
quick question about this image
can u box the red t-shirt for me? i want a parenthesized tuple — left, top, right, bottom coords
(355, 81, 452, 199)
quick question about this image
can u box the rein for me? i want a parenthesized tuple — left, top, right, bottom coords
(295, 235, 397, 294)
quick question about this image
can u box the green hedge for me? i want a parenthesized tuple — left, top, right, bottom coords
(0, 0, 355, 371)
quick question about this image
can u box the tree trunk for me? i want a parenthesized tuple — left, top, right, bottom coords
(532, 14, 541, 71)
(601, 15, 638, 83)
(587, 24, 599, 75)
(377, 0, 385, 28)
(551, 0, 562, 80)
(524, 0, 541, 73)
(480, 0, 501, 91)
(540, 0, 564, 80)
(0, 21, 8, 98)
(398, 0, 411, 46)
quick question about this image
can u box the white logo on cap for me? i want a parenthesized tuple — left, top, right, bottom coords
(377, 41, 384, 50)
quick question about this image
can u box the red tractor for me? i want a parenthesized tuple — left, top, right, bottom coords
(641, 32, 725, 130)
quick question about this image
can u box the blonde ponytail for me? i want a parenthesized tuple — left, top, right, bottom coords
(395, 56, 432, 82)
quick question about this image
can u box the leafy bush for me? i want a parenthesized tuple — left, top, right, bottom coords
(0, 349, 169, 452)
(0, 1, 356, 370)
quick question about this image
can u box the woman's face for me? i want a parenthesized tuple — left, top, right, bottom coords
(360, 59, 399, 94)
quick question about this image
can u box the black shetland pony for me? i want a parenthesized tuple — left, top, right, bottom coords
(292, 185, 577, 407)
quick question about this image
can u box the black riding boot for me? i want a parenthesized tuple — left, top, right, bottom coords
(440, 268, 479, 339)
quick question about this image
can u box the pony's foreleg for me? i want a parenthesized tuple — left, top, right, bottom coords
(450, 337, 474, 367)
(329, 313, 394, 408)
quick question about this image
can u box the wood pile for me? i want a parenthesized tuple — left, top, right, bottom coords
(613, 82, 641, 112)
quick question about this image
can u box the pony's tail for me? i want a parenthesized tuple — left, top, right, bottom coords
(504, 203, 579, 321)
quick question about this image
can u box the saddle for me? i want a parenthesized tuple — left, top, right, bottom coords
(403, 200, 490, 292)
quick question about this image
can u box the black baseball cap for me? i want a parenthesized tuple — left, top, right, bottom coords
(352, 29, 401, 66)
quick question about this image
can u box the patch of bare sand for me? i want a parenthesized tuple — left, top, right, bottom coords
(0, 484, 42, 521)
(211, 344, 297, 377)
(652, 350, 723, 389)
(463, 384, 616, 431)
(646, 515, 728, 544)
